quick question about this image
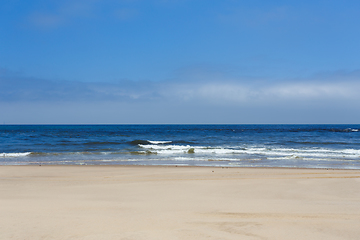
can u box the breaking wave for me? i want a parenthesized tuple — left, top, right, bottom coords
(138, 144, 360, 160)
(1, 125, 360, 168)
(1, 152, 32, 158)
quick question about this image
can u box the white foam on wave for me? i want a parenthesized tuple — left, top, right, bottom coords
(173, 156, 253, 162)
(245, 147, 360, 158)
(342, 128, 359, 132)
(147, 140, 172, 144)
(140, 144, 189, 151)
(138, 144, 360, 159)
(139, 144, 242, 155)
(0, 152, 32, 158)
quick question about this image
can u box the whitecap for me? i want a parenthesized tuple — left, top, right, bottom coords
(0, 152, 32, 158)
(147, 140, 172, 144)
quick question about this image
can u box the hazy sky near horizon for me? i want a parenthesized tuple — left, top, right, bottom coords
(1, 0, 360, 124)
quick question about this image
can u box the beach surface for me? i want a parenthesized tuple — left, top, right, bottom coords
(1, 166, 360, 240)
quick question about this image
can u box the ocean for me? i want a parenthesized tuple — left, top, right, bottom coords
(1, 124, 359, 169)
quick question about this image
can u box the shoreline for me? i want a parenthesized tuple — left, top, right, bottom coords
(1, 165, 360, 239)
(1, 163, 359, 170)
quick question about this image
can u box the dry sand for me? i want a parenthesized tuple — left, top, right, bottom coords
(1, 166, 360, 240)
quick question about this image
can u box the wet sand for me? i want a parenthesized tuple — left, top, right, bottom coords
(1, 166, 360, 240)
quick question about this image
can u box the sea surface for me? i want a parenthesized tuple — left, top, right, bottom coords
(1, 124, 360, 169)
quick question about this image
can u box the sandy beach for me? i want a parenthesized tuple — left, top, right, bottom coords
(1, 166, 360, 240)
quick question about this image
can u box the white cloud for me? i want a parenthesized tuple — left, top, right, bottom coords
(260, 81, 359, 102)
(1, 68, 360, 106)
(2, 68, 360, 124)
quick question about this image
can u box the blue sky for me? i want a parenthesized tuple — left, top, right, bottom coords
(1, 0, 360, 123)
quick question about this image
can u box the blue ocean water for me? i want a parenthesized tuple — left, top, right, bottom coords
(1, 124, 360, 169)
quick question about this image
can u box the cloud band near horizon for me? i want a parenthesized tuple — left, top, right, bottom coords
(1, 70, 359, 105)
